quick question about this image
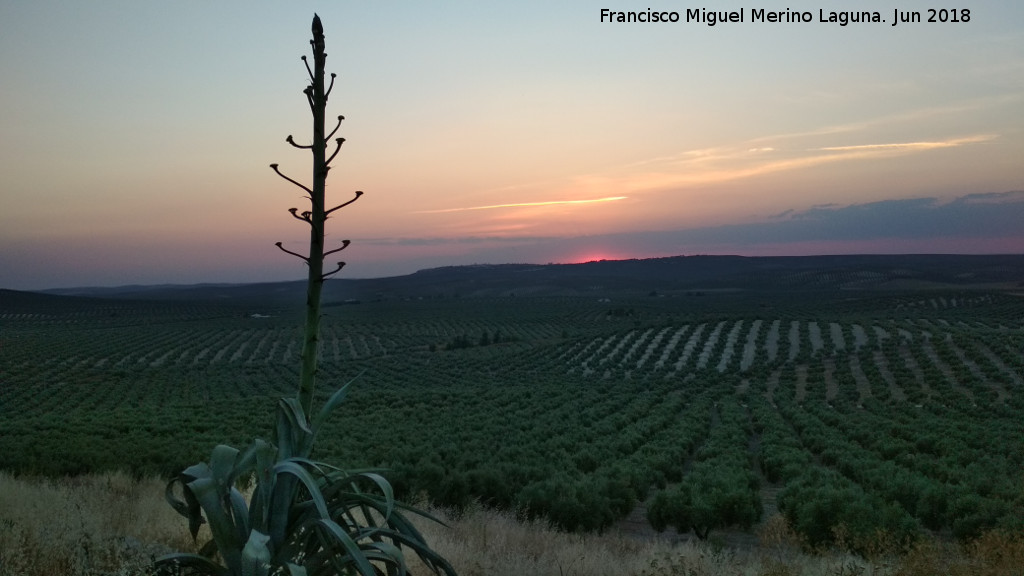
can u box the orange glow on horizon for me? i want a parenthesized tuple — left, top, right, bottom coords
(567, 252, 624, 265)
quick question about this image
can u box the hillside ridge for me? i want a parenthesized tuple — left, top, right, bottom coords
(17, 253, 1024, 306)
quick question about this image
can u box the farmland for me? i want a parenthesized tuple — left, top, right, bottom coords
(2, 255, 1023, 550)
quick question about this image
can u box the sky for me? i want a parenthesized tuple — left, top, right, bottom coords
(1, 1, 1022, 290)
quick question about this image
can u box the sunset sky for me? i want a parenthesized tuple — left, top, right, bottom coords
(2, 1, 1022, 289)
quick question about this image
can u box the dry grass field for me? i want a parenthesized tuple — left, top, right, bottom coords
(2, 472, 1022, 576)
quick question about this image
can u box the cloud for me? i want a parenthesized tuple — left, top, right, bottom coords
(951, 190, 1024, 204)
(546, 131, 998, 203)
(369, 190, 1024, 268)
(364, 235, 548, 247)
(816, 135, 996, 153)
(398, 190, 1024, 246)
(666, 190, 1024, 244)
(415, 196, 628, 214)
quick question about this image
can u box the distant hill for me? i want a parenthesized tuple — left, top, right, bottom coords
(22, 254, 1024, 307)
(0, 289, 111, 314)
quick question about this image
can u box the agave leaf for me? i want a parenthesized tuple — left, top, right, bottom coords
(164, 476, 193, 519)
(310, 518, 379, 576)
(182, 461, 213, 482)
(199, 538, 220, 559)
(273, 460, 331, 520)
(241, 529, 272, 576)
(277, 398, 314, 459)
(393, 499, 451, 528)
(229, 486, 252, 547)
(265, 458, 332, 554)
(266, 474, 297, 553)
(234, 439, 260, 475)
(355, 472, 395, 519)
(316, 470, 408, 544)
(357, 502, 457, 574)
(247, 440, 279, 532)
(239, 438, 276, 476)
(358, 505, 425, 547)
(154, 552, 229, 575)
(187, 475, 243, 573)
(312, 371, 365, 433)
(210, 444, 241, 488)
(364, 540, 409, 574)
(361, 526, 457, 576)
(324, 490, 390, 540)
(287, 456, 331, 474)
(165, 476, 207, 540)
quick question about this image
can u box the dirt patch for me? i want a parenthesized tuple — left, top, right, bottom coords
(873, 325, 890, 346)
(897, 346, 932, 401)
(582, 335, 616, 369)
(673, 323, 706, 373)
(871, 349, 906, 402)
(848, 355, 874, 404)
(636, 327, 670, 369)
(741, 319, 762, 372)
(829, 323, 846, 352)
(716, 321, 744, 373)
(977, 343, 1024, 388)
(604, 331, 638, 366)
(190, 347, 210, 366)
(787, 321, 800, 361)
(808, 322, 824, 354)
(654, 325, 689, 369)
(623, 328, 654, 367)
(822, 358, 837, 402)
(765, 319, 780, 363)
(851, 324, 868, 350)
(696, 321, 726, 370)
(948, 340, 1010, 404)
(921, 341, 975, 404)
(282, 339, 297, 363)
(795, 364, 809, 402)
(149, 348, 176, 367)
(228, 330, 254, 363)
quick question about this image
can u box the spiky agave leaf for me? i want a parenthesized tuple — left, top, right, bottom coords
(158, 395, 457, 576)
(270, 458, 456, 575)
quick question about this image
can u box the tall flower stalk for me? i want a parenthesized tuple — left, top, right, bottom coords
(156, 15, 456, 576)
(272, 13, 362, 417)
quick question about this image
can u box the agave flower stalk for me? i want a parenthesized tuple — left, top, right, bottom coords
(156, 15, 457, 575)
(272, 13, 363, 417)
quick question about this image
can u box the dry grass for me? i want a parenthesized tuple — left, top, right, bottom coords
(0, 472, 200, 575)
(404, 507, 880, 576)
(2, 473, 1022, 576)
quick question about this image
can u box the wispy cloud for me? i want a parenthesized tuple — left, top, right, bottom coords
(816, 135, 996, 152)
(748, 96, 1016, 146)
(415, 196, 627, 214)
(370, 190, 1024, 263)
(558, 131, 998, 197)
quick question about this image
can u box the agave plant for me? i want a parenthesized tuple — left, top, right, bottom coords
(156, 379, 456, 575)
(156, 14, 456, 576)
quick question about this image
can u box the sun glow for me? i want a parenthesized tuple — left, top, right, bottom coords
(568, 252, 623, 264)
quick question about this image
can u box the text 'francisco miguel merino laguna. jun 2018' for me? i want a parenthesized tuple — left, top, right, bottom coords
(599, 7, 972, 27)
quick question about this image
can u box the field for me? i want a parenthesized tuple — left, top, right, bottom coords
(2, 256, 1024, 566)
